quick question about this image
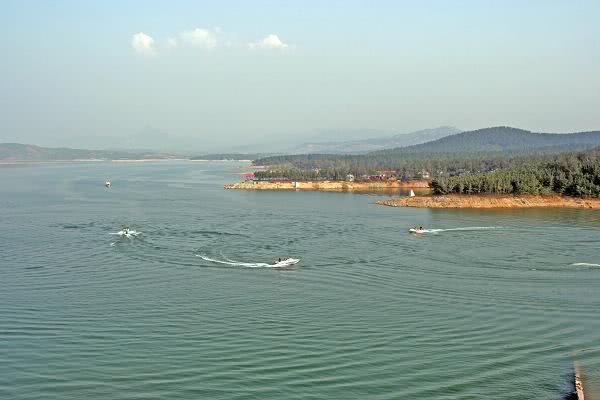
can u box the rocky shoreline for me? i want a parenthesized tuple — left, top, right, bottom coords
(376, 194, 600, 209)
(224, 180, 430, 191)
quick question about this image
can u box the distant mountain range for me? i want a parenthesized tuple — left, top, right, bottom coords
(252, 126, 600, 167)
(290, 126, 461, 154)
(0, 143, 180, 161)
(372, 126, 600, 155)
(4, 126, 600, 162)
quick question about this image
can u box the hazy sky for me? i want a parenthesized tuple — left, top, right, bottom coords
(1, 0, 599, 151)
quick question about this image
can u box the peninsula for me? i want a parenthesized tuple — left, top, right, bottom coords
(376, 195, 600, 209)
(234, 130, 599, 206)
(225, 180, 430, 191)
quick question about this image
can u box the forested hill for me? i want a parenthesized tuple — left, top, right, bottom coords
(373, 127, 600, 155)
(431, 148, 600, 197)
(0, 143, 177, 161)
(254, 127, 600, 167)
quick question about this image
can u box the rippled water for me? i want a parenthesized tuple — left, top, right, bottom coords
(1, 161, 599, 399)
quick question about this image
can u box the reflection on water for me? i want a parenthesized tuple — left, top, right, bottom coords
(428, 207, 600, 226)
(346, 187, 432, 197)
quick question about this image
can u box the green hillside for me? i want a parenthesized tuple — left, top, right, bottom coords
(0, 143, 178, 161)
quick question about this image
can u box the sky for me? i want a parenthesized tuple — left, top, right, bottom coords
(1, 0, 599, 152)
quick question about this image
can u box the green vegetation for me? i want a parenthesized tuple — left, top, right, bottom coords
(255, 127, 600, 169)
(0, 143, 177, 161)
(254, 148, 600, 197)
(253, 152, 579, 181)
(431, 149, 600, 197)
(372, 127, 600, 154)
(251, 127, 600, 197)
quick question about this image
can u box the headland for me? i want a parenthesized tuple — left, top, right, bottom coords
(376, 195, 600, 209)
(224, 180, 430, 191)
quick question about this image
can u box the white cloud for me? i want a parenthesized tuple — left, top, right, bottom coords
(166, 37, 178, 48)
(131, 29, 289, 55)
(248, 34, 289, 50)
(131, 32, 156, 56)
(180, 28, 217, 49)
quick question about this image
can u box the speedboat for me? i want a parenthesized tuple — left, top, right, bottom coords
(110, 228, 139, 238)
(105, 181, 111, 188)
(409, 228, 426, 234)
(273, 258, 300, 267)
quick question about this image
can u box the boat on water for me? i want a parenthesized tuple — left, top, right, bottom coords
(273, 257, 301, 267)
(110, 227, 139, 238)
(105, 181, 111, 188)
(409, 189, 415, 197)
(409, 227, 426, 234)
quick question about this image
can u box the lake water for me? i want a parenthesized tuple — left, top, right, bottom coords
(1, 161, 599, 399)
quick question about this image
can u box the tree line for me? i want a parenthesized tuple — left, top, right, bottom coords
(254, 151, 594, 180)
(431, 150, 600, 197)
(253, 149, 599, 197)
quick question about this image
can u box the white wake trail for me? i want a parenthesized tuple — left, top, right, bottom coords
(197, 255, 300, 268)
(412, 226, 502, 234)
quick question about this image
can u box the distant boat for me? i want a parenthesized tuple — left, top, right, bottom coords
(409, 189, 415, 197)
(105, 181, 111, 188)
(110, 228, 139, 238)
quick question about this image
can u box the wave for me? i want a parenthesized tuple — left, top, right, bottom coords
(57, 222, 97, 230)
(571, 262, 600, 267)
(189, 230, 247, 237)
(197, 255, 300, 268)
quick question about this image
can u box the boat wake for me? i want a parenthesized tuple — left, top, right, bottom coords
(197, 255, 300, 268)
(411, 226, 501, 234)
(571, 262, 600, 268)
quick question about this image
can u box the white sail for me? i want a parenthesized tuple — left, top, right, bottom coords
(409, 189, 415, 197)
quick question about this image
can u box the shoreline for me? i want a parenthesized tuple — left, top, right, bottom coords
(376, 194, 600, 209)
(0, 158, 188, 165)
(224, 180, 431, 191)
(190, 159, 254, 162)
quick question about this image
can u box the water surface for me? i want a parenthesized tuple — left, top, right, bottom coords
(1, 161, 599, 399)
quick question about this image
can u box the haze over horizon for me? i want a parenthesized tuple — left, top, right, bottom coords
(1, 1, 600, 152)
